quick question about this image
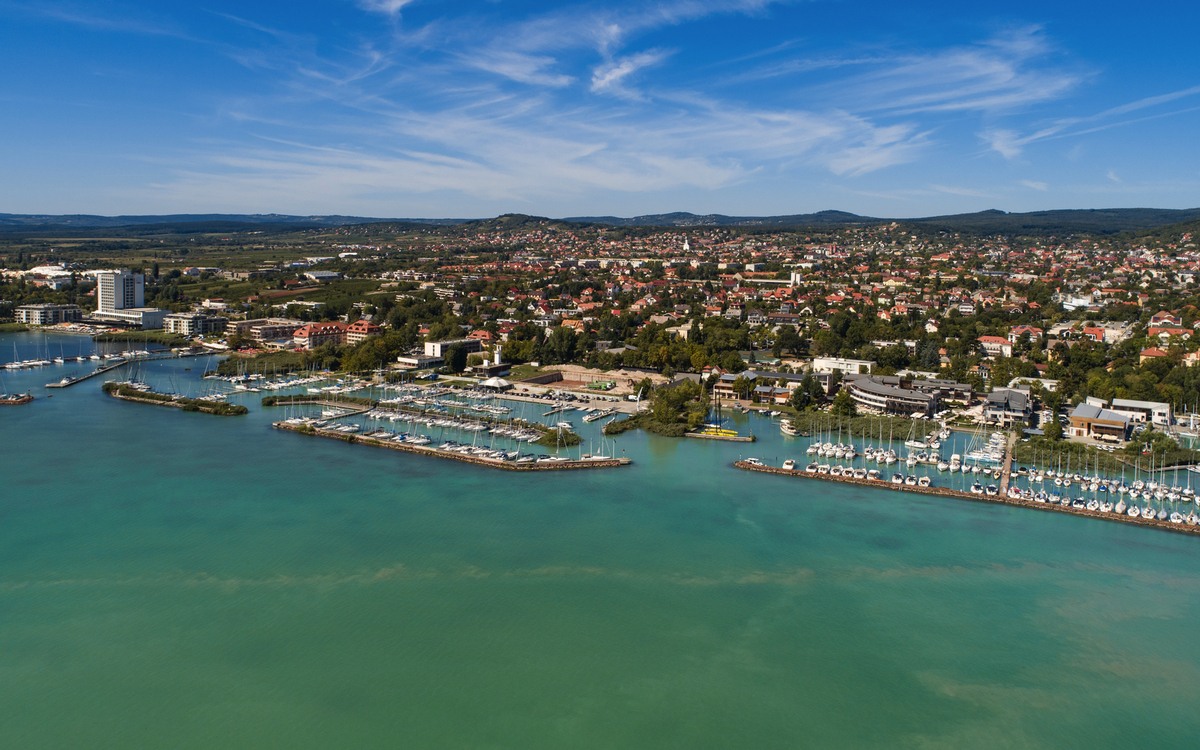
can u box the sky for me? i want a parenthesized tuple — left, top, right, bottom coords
(1, 0, 1198, 219)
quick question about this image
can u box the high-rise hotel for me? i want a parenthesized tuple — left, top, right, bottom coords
(92, 271, 166, 329)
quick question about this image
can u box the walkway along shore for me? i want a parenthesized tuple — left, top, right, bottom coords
(733, 460, 1200, 537)
(273, 420, 632, 472)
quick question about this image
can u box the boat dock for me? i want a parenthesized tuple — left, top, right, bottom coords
(685, 430, 755, 442)
(45, 350, 210, 389)
(273, 421, 632, 471)
(733, 460, 1200, 536)
(45, 359, 133, 388)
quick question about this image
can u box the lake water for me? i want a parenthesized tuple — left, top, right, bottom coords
(3, 331, 1199, 749)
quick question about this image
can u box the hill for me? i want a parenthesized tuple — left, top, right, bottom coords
(568, 207, 1200, 235)
(4, 207, 1200, 237)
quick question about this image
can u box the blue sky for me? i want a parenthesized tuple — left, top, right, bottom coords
(1, 0, 1198, 218)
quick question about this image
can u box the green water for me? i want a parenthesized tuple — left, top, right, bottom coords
(3, 332, 1199, 748)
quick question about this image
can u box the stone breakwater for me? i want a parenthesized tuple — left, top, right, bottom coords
(274, 421, 631, 472)
(733, 460, 1200, 537)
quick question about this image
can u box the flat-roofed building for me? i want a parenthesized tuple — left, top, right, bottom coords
(396, 353, 443, 369)
(96, 271, 143, 313)
(92, 270, 167, 328)
(163, 312, 228, 336)
(424, 338, 483, 358)
(15, 303, 83, 325)
(225, 318, 305, 342)
(812, 356, 873, 375)
(1109, 398, 1172, 427)
(89, 307, 168, 329)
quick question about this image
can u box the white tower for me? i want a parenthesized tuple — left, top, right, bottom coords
(683, 238, 690, 252)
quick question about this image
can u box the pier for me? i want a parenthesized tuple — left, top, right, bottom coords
(685, 431, 755, 442)
(274, 420, 632, 471)
(45, 350, 210, 388)
(733, 460, 1200, 536)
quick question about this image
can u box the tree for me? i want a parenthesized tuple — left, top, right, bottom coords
(1043, 420, 1062, 441)
(831, 388, 857, 417)
(789, 386, 809, 410)
(777, 326, 803, 357)
(446, 344, 468, 373)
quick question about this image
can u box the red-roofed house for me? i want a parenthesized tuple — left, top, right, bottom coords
(346, 319, 381, 345)
(1150, 310, 1182, 327)
(1150, 327, 1191, 341)
(1140, 347, 1169, 364)
(294, 322, 348, 349)
(1007, 325, 1043, 343)
(978, 335, 1013, 358)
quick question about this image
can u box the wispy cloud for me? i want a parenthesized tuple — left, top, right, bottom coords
(462, 50, 574, 87)
(829, 26, 1082, 115)
(1107, 170, 1121, 182)
(979, 83, 1200, 159)
(1020, 180, 1048, 191)
(356, 0, 418, 15)
(591, 50, 671, 99)
(930, 184, 994, 198)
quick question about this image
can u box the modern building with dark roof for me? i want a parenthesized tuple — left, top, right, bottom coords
(1068, 403, 1130, 442)
(985, 389, 1032, 427)
(843, 374, 937, 416)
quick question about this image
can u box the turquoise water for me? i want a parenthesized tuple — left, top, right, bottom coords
(3, 331, 1199, 748)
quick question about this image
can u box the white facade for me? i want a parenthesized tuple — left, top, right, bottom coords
(811, 357, 873, 375)
(96, 271, 144, 313)
(1109, 399, 1172, 426)
(15, 304, 83, 325)
(93, 308, 168, 329)
(424, 338, 483, 358)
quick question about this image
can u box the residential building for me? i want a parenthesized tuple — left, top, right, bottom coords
(14, 303, 83, 325)
(985, 389, 1032, 427)
(1007, 325, 1043, 343)
(163, 312, 228, 336)
(978, 335, 1013, 358)
(345, 319, 382, 344)
(293, 322, 349, 349)
(226, 318, 305, 342)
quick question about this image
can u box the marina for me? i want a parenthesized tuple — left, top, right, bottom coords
(734, 459, 1200, 535)
(737, 417, 1200, 535)
(272, 418, 632, 471)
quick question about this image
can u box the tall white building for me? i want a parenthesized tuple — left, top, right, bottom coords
(92, 270, 165, 329)
(97, 271, 144, 313)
